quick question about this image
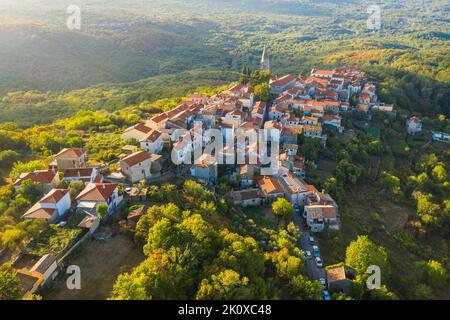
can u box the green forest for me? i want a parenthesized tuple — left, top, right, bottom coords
(0, 0, 448, 127)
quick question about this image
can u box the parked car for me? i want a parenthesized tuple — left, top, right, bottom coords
(315, 257, 323, 268)
(319, 277, 327, 288)
(305, 250, 312, 259)
(58, 221, 67, 227)
(302, 219, 309, 229)
(313, 245, 320, 257)
(309, 236, 315, 244)
(323, 290, 332, 301)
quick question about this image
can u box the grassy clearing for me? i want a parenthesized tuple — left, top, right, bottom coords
(242, 205, 276, 229)
(367, 125, 381, 140)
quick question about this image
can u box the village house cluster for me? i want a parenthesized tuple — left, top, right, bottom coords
(11, 148, 123, 295)
(112, 67, 394, 235)
(10, 60, 399, 297)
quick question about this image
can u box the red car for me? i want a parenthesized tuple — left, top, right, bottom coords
(302, 219, 309, 229)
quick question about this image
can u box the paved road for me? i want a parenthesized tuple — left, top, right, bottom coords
(292, 212, 326, 281)
(300, 230, 326, 281)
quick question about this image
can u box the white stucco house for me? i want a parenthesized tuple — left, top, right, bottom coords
(139, 129, 163, 154)
(120, 151, 153, 183)
(406, 116, 422, 135)
(22, 189, 71, 223)
(76, 183, 123, 215)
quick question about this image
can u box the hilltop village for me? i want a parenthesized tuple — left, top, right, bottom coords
(4, 57, 410, 299)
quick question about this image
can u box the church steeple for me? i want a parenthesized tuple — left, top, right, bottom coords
(260, 45, 270, 71)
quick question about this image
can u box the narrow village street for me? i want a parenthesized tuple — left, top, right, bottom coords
(292, 212, 326, 282)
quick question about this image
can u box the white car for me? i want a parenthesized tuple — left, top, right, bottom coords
(309, 236, 315, 244)
(305, 250, 312, 259)
(323, 290, 332, 301)
(319, 277, 327, 287)
(315, 257, 323, 268)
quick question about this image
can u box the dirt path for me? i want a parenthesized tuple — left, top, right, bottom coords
(44, 234, 145, 300)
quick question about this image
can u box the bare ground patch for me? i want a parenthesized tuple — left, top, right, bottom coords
(44, 233, 145, 300)
(377, 201, 414, 232)
(310, 159, 336, 181)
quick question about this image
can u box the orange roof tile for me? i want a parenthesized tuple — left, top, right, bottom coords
(76, 183, 117, 202)
(121, 151, 151, 167)
(55, 148, 84, 158)
(40, 189, 69, 204)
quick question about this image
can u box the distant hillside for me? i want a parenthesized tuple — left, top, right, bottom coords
(0, 0, 448, 126)
(0, 0, 449, 95)
(0, 69, 238, 128)
(0, 20, 231, 95)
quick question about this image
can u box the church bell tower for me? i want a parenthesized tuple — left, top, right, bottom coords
(260, 45, 270, 71)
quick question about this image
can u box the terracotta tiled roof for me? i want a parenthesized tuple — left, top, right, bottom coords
(258, 176, 284, 194)
(306, 205, 337, 219)
(228, 83, 245, 92)
(151, 113, 169, 123)
(408, 116, 421, 123)
(166, 105, 189, 118)
(323, 115, 342, 122)
(252, 108, 264, 115)
(282, 126, 302, 136)
(56, 148, 84, 158)
(228, 110, 245, 119)
(134, 123, 152, 134)
(358, 104, 369, 111)
(271, 74, 297, 88)
(217, 105, 235, 112)
(359, 93, 371, 100)
(302, 116, 318, 122)
(63, 167, 95, 178)
(273, 94, 292, 103)
(312, 69, 335, 77)
(294, 161, 304, 169)
(327, 266, 347, 283)
(139, 129, 162, 143)
(76, 183, 117, 202)
(14, 170, 57, 186)
(304, 125, 322, 132)
(121, 151, 151, 167)
(305, 183, 319, 194)
(306, 77, 329, 85)
(39, 189, 69, 204)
